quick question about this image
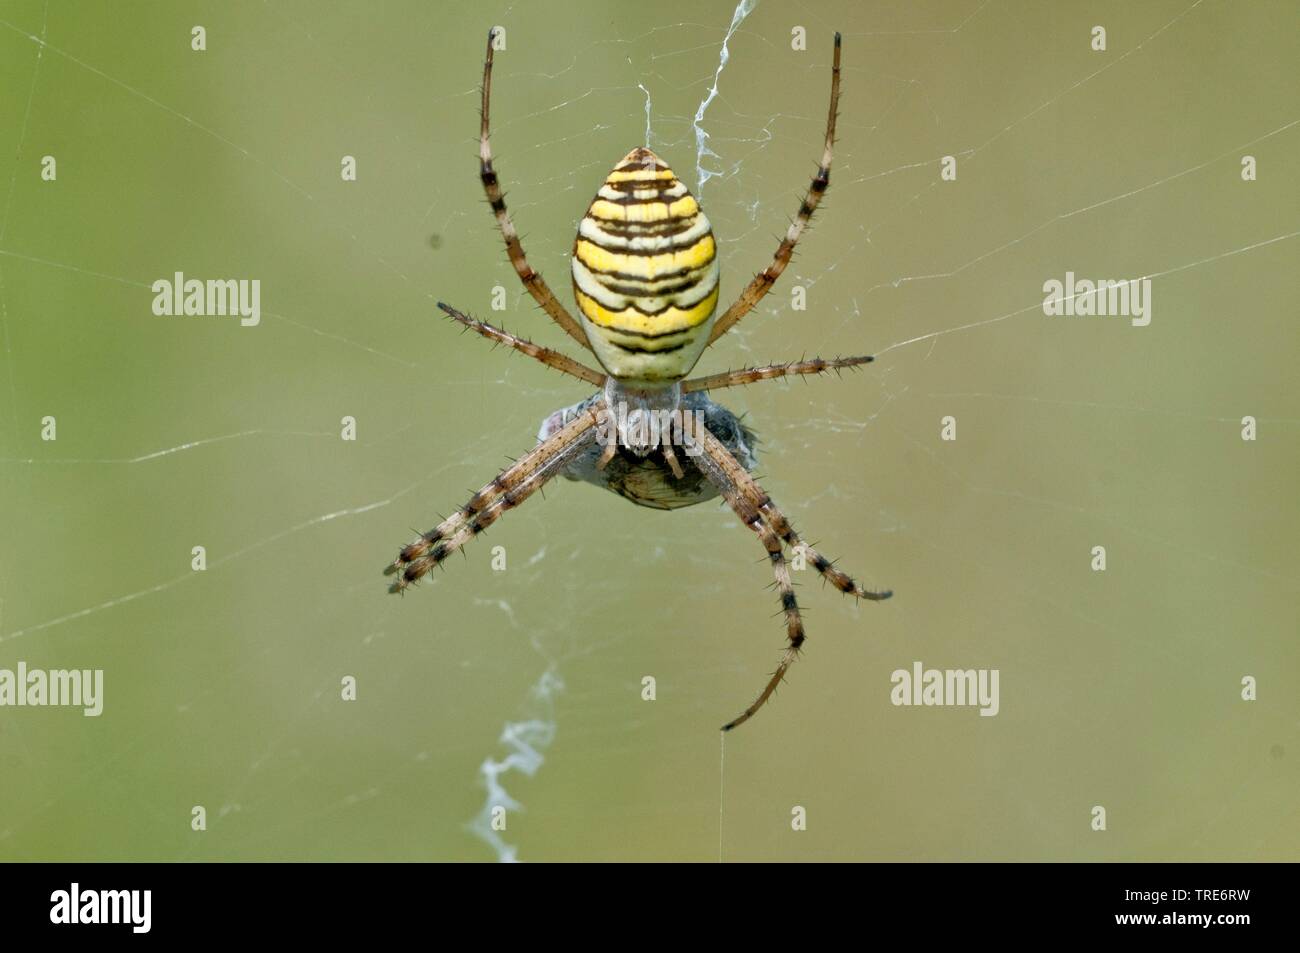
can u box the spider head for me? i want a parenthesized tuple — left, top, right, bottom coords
(571, 148, 720, 388)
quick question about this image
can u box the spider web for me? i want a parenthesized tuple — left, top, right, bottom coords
(0, 0, 1296, 862)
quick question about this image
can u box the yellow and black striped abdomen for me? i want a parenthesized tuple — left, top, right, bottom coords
(572, 147, 719, 387)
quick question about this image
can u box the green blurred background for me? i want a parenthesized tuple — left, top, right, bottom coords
(0, 0, 1296, 861)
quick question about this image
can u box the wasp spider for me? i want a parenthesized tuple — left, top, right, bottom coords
(388, 29, 891, 731)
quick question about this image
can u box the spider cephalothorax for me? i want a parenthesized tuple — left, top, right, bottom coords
(538, 381, 756, 511)
(387, 29, 891, 731)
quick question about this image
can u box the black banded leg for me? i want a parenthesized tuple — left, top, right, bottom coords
(707, 33, 842, 346)
(695, 426, 892, 602)
(694, 429, 806, 731)
(682, 355, 873, 393)
(478, 28, 591, 350)
(394, 423, 598, 590)
(386, 408, 599, 587)
(437, 302, 605, 386)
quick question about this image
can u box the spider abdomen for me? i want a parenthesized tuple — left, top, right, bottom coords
(572, 147, 720, 387)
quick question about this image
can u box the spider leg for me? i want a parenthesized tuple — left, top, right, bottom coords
(386, 407, 600, 589)
(438, 302, 606, 386)
(706, 33, 842, 347)
(682, 355, 873, 393)
(697, 426, 892, 602)
(396, 445, 589, 588)
(479, 28, 592, 351)
(694, 440, 805, 732)
(660, 441, 685, 480)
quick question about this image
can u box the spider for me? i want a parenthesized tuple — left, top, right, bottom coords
(387, 28, 891, 730)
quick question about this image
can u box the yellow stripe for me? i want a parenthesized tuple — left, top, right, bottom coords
(576, 286, 719, 336)
(575, 234, 715, 279)
(588, 195, 699, 223)
(606, 169, 677, 183)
